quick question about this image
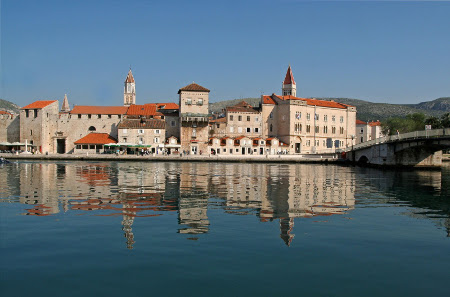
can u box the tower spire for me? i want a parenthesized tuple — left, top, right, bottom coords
(61, 94, 70, 112)
(124, 69, 136, 106)
(282, 65, 297, 97)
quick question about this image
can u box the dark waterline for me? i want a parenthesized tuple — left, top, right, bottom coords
(1, 161, 449, 297)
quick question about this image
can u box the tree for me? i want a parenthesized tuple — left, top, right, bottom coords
(440, 113, 450, 128)
(424, 116, 442, 129)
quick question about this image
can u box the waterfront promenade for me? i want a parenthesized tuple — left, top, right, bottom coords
(0, 152, 340, 164)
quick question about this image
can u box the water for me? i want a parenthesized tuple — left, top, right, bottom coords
(1, 161, 449, 297)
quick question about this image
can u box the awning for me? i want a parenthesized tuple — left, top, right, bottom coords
(165, 144, 181, 148)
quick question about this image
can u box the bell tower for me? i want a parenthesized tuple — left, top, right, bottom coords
(124, 69, 136, 106)
(282, 65, 296, 97)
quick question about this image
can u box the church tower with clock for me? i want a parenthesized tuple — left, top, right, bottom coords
(124, 69, 136, 106)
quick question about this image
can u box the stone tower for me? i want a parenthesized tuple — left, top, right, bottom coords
(282, 65, 296, 97)
(178, 83, 210, 154)
(124, 69, 136, 106)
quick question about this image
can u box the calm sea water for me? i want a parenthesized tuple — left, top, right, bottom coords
(1, 161, 449, 297)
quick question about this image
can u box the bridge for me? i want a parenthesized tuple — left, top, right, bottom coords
(345, 128, 450, 167)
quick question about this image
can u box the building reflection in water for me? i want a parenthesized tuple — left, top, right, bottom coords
(6, 161, 448, 249)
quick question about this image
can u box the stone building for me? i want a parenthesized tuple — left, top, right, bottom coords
(178, 83, 210, 154)
(0, 111, 20, 144)
(355, 119, 384, 144)
(20, 100, 59, 153)
(117, 118, 166, 154)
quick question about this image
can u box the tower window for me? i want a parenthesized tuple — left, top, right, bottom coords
(88, 126, 96, 132)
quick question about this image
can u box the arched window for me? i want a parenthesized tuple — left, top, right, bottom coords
(88, 126, 96, 132)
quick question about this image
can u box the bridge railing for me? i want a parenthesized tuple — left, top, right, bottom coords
(350, 128, 450, 151)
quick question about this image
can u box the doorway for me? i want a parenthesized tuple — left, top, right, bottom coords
(57, 139, 66, 154)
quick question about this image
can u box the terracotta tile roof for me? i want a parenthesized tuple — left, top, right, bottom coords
(125, 69, 135, 83)
(22, 100, 57, 110)
(235, 136, 246, 140)
(126, 104, 163, 117)
(303, 98, 349, 109)
(178, 83, 210, 93)
(356, 120, 367, 125)
(267, 93, 352, 109)
(227, 101, 259, 113)
(0, 111, 13, 116)
(283, 65, 295, 85)
(74, 133, 118, 145)
(210, 117, 227, 123)
(156, 103, 179, 110)
(70, 106, 128, 115)
(262, 95, 276, 105)
(369, 121, 381, 127)
(118, 119, 165, 129)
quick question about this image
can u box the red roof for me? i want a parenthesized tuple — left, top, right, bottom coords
(210, 117, 227, 123)
(262, 95, 276, 105)
(283, 65, 295, 85)
(0, 111, 13, 116)
(156, 103, 179, 110)
(178, 83, 210, 93)
(125, 69, 135, 83)
(265, 94, 352, 109)
(126, 104, 163, 117)
(70, 106, 129, 115)
(22, 100, 57, 110)
(74, 133, 118, 145)
(356, 120, 366, 125)
(369, 121, 381, 127)
(227, 101, 259, 113)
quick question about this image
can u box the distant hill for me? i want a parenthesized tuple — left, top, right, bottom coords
(210, 97, 450, 122)
(0, 99, 20, 114)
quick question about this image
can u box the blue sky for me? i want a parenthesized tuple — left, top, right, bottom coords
(1, 0, 449, 107)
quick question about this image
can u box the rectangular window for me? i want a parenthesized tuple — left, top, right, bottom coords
(340, 127, 344, 134)
(138, 129, 144, 134)
(155, 130, 160, 134)
(108, 115, 112, 119)
(139, 138, 144, 144)
(230, 127, 234, 132)
(332, 115, 336, 122)
(25, 110, 29, 118)
(307, 113, 310, 121)
(340, 116, 344, 123)
(197, 99, 203, 106)
(98, 114, 101, 119)
(255, 117, 259, 122)
(90, 145, 95, 149)
(186, 98, 192, 105)
(315, 114, 319, 121)
(88, 114, 92, 119)
(238, 116, 242, 121)
(247, 116, 250, 121)
(171, 121, 176, 127)
(238, 127, 242, 133)
(230, 115, 234, 121)
(154, 137, 160, 143)
(123, 129, 128, 134)
(78, 114, 82, 119)
(315, 126, 319, 133)
(217, 148, 220, 154)
(332, 127, 336, 134)
(324, 115, 328, 122)
(254, 127, 259, 133)
(306, 125, 311, 133)
(246, 127, 251, 133)
(76, 145, 81, 149)
(306, 140, 310, 147)
(123, 138, 127, 142)
(216, 124, 220, 128)
(82, 145, 88, 149)
(323, 126, 328, 133)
